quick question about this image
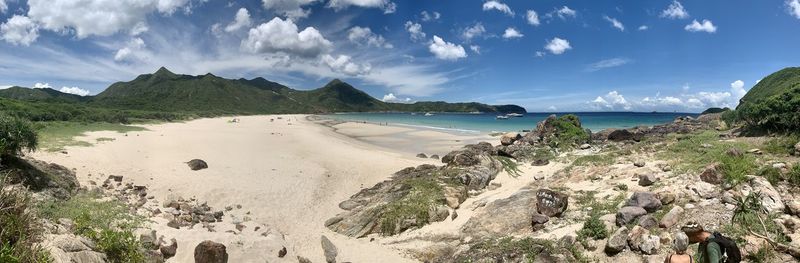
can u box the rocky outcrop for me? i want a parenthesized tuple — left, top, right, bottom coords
(1, 156, 79, 200)
(194, 240, 228, 263)
(596, 115, 716, 142)
(43, 234, 107, 263)
(500, 132, 522, 146)
(462, 188, 538, 237)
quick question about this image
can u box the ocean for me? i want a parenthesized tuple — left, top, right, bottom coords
(323, 112, 700, 134)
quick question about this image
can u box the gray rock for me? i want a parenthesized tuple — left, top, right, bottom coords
(531, 159, 549, 166)
(194, 240, 227, 263)
(297, 256, 312, 263)
(659, 206, 684, 228)
(579, 143, 591, 150)
(140, 230, 159, 250)
(429, 154, 440, 160)
(187, 159, 208, 171)
(686, 181, 717, 199)
(699, 163, 723, 185)
(626, 225, 649, 252)
(278, 247, 287, 258)
(500, 132, 522, 146)
(616, 206, 647, 226)
(70, 251, 107, 263)
(750, 176, 785, 213)
(52, 235, 91, 252)
(794, 142, 800, 155)
(624, 192, 662, 213)
(462, 189, 538, 237)
(634, 160, 646, 167)
(637, 215, 658, 229)
(536, 189, 569, 217)
(657, 192, 676, 205)
(321, 235, 338, 263)
(416, 153, 428, 158)
(160, 238, 177, 259)
(531, 213, 549, 231)
(639, 235, 661, 255)
(638, 174, 657, 186)
(605, 226, 629, 255)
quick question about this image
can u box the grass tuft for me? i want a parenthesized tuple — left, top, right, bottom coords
(36, 122, 146, 152)
(0, 177, 50, 263)
(659, 131, 757, 185)
(379, 178, 445, 235)
(495, 156, 522, 178)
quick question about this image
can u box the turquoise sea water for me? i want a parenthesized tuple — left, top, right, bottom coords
(324, 112, 700, 134)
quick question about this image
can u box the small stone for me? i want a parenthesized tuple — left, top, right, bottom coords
(580, 143, 591, 150)
(531, 213, 549, 231)
(637, 215, 658, 229)
(657, 192, 676, 205)
(160, 238, 177, 259)
(321, 235, 338, 263)
(194, 240, 227, 263)
(634, 160, 646, 167)
(773, 163, 787, 169)
(658, 206, 684, 228)
(638, 174, 657, 186)
(278, 247, 287, 258)
(451, 210, 458, 220)
(746, 148, 763, 155)
(108, 175, 123, 182)
(532, 159, 550, 166)
(616, 206, 647, 226)
(625, 192, 662, 213)
(187, 159, 209, 171)
(167, 220, 180, 229)
(416, 153, 428, 158)
(605, 226, 629, 255)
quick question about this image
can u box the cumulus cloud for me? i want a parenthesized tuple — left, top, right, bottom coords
(114, 38, 148, 62)
(638, 25, 649, 31)
(420, 11, 440, 22)
(603, 15, 624, 31)
(502, 27, 523, 39)
(27, 0, 195, 38)
(685, 19, 717, 33)
(261, 0, 318, 20)
(0, 15, 39, 46)
(586, 58, 631, 71)
(591, 91, 631, 110)
(328, 0, 396, 14)
(404, 21, 425, 42)
(482, 1, 514, 17)
(320, 54, 371, 76)
(428, 35, 467, 61)
(0, 0, 7, 13)
(462, 23, 485, 41)
(347, 26, 392, 48)
(242, 17, 332, 58)
(544, 37, 571, 55)
(526, 10, 540, 26)
(548, 6, 576, 20)
(730, 80, 747, 101)
(381, 93, 412, 103)
(130, 22, 149, 36)
(789, 0, 800, 19)
(59, 86, 91, 96)
(661, 1, 689, 19)
(469, 45, 480, 54)
(225, 8, 252, 32)
(33, 82, 51, 89)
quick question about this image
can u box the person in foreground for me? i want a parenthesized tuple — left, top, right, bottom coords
(665, 231, 693, 263)
(681, 221, 742, 263)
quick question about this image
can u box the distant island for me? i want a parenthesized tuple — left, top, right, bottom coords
(0, 67, 525, 123)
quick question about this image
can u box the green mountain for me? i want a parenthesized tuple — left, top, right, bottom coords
(738, 67, 800, 108)
(0, 86, 87, 103)
(1, 67, 526, 115)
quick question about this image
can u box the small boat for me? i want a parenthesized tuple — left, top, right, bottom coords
(469, 111, 481, 114)
(424, 112, 434, 116)
(496, 115, 509, 120)
(410, 112, 417, 115)
(506, 113, 524, 117)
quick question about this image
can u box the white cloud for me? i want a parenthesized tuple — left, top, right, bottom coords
(59, 86, 91, 96)
(328, 0, 396, 14)
(547, 105, 557, 111)
(0, 0, 7, 13)
(27, 0, 195, 38)
(526, 10, 540, 26)
(730, 80, 747, 101)
(502, 27, 523, 39)
(420, 11, 440, 22)
(591, 91, 631, 110)
(462, 23, 485, 40)
(685, 19, 717, 33)
(381, 93, 412, 103)
(347, 26, 392, 48)
(33, 82, 51, 89)
(404, 21, 425, 42)
(550, 6, 576, 19)
(603, 15, 625, 31)
(225, 8, 252, 32)
(587, 58, 631, 71)
(544, 37, 571, 55)
(114, 38, 149, 62)
(482, 1, 514, 17)
(470, 45, 480, 54)
(638, 25, 649, 31)
(242, 17, 332, 58)
(130, 22, 149, 36)
(661, 1, 690, 19)
(0, 85, 12, 89)
(320, 54, 371, 76)
(789, 0, 800, 19)
(261, 0, 318, 20)
(428, 35, 467, 61)
(1, 15, 39, 46)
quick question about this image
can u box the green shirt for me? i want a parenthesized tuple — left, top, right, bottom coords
(695, 241, 722, 263)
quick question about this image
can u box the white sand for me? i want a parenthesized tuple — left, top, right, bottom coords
(31, 115, 494, 262)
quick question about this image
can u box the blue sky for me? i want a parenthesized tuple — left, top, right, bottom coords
(1, 0, 799, 112)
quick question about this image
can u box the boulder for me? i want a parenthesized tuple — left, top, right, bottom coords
(626, 226, 649, 252)
(637, 215, 658, 229)
(531, 213, 549, 231)
(160, 238, 177, 259)
(624, 192, 662, 213)
(616, 206, 647, 226)
(638, 174, 657, 186)
(187, 159, 208, 171)
(699, 163, 723, 185)
(657, 192, 676, 205)
(194, 240, 227, 263)
(639, 235, 661, 255)
(608, 129, 643, 142)
(429, 154, 440, 160)
(687, 181, 717, 199)
(536, 189, 569, 217)
(750, 177, 785, 213)
(605, 226, 629, 255)
(634, 160, 646, 167)
(659, 206, 684, 228)
(500, 132, 522, 146)
(416, 153, 428, 158)
(462, 189, 538, 237)
(321, 235, 338, 263)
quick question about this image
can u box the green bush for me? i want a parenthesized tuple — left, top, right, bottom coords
(762, 134, 800, 155)
(0, 178, 50, 262)
(577, 214, 607, 241)
(735, 86, 800, 133)
(0, 115, 38, 157)
(757, 166, 782, 186)
(550, 114, 590, 149)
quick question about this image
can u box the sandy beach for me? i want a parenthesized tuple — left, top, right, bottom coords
(31, 115, 494, 262)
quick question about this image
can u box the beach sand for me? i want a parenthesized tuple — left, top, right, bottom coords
(31, 115, 493, 262)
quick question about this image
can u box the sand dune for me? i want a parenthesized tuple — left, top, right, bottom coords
(32, 115, 490, 262)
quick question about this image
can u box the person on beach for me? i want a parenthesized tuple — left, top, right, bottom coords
(681, 221, 741, 263)
(664, 231, 693, 263)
